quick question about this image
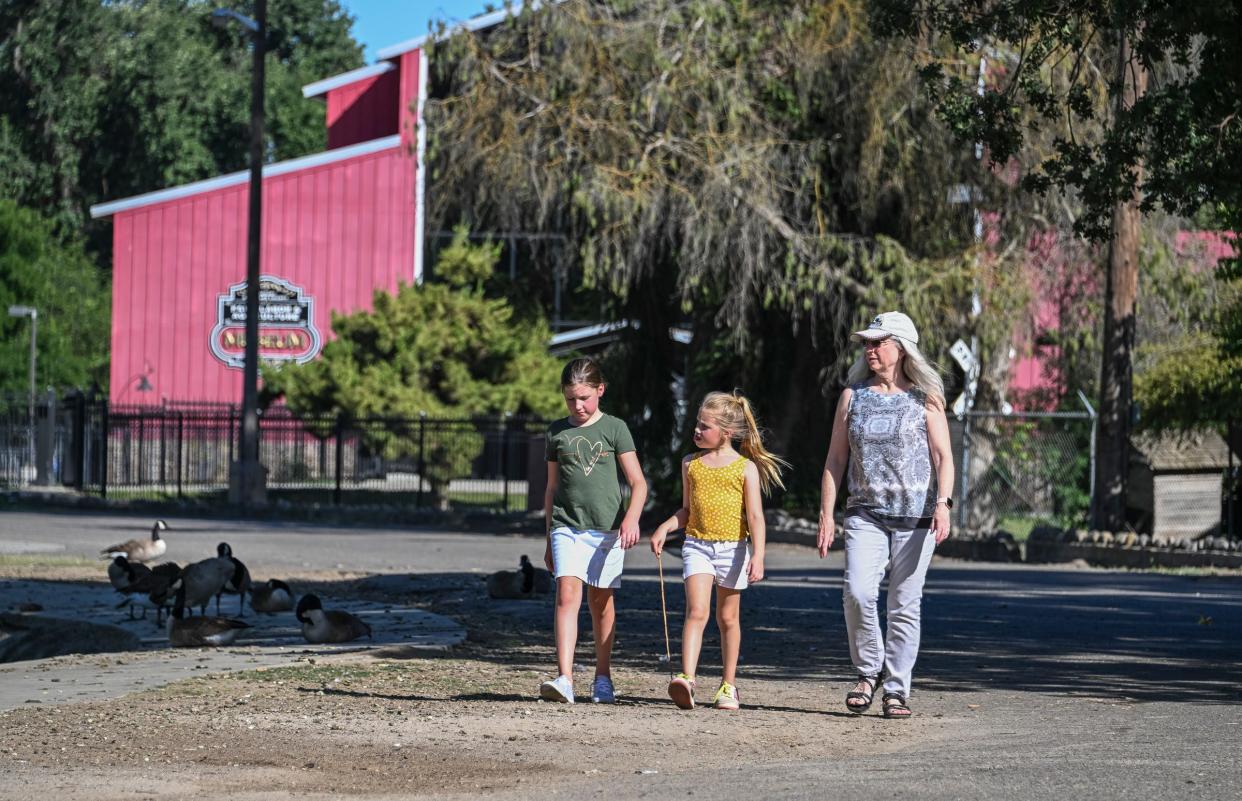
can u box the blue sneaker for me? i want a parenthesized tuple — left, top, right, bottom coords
(590, 675, 616, 704)
(539, 674, 574, 704)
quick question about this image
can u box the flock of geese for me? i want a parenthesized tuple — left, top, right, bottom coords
(101, 521, 373, 648)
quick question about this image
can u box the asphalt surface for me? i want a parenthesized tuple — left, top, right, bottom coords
(2, 508, 1241, 800)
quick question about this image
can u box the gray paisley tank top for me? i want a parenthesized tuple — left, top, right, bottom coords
(845, 382, 935, 519)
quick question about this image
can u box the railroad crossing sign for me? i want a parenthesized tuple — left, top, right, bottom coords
(950, 338, 979, 418)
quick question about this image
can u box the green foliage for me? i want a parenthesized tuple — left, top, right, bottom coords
(0, 201, 109, 393)
(872, 1, 1242, 245)
(0, 0, 362, 254)
(1135, 332, 1242, 432)
(263, 230, 563, 499)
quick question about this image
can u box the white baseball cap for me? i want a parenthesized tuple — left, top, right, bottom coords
(852, 311, 920, 344)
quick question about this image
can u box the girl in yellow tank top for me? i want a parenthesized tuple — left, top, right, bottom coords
(651, 391, 788, 711)
(686, 455, 750, 542)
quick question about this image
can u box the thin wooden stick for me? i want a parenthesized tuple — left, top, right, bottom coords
(656, 551, 672, 674)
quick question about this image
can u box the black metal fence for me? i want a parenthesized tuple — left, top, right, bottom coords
(1, 393, 547, 512)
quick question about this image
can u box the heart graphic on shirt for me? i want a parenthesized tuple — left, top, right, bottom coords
(571, 437, 606, 476)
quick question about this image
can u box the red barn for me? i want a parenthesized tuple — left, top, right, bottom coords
(90, 38, 434, 405)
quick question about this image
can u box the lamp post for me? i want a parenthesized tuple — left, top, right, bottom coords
(213, 2, 267, 505)
(7, 305, 37, 471)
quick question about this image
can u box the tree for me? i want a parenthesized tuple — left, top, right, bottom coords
(425, 0, 1031, 503)
(0, 200, 109, 394)
(871, 0, 1242, 529)
(0, 0, 362, 257)
(263, 229, 564, 505)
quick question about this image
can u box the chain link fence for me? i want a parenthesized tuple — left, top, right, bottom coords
(949, 407, 1097, 536)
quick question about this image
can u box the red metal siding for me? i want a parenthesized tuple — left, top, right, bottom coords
(325, 69, 399, 149)
(108, 145, 417, 404)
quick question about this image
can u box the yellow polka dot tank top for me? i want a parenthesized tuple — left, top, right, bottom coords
(685, 454, 749, 542)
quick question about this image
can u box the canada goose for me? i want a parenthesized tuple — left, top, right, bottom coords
(215, 543, 252, 616)
(108, 556, 152, 618)
(121, 562, 182, 625)
(249, 579, 295, 613)
(487, 555, 553, 599)
(108, 555, 150, 591)
(177, 556, 234, 616)
(167, 586, 250, 647)
(295, 594, 372, 644)
(100, 520, 168, 563)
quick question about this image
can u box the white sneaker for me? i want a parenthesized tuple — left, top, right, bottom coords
(539, 674, 574, 703)
(590, 675, 616, 704)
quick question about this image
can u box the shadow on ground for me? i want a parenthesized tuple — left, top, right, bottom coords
(4, 560, 1241, 705)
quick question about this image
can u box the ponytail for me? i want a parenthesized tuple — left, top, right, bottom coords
(699, 390, 790, 495)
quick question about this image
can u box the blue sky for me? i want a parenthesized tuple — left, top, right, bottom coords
(341, 1, 497, 62)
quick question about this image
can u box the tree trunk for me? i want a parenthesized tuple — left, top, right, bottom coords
(1093, 31, 1147, 531)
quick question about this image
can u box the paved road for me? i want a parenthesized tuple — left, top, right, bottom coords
(3, 508, 1241, 800)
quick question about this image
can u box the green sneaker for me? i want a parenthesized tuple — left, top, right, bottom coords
(712, 681, 740, 710)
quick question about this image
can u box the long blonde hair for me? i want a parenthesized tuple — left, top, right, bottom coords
(699, 390, 789, 495)
(846, 337, 946, 410)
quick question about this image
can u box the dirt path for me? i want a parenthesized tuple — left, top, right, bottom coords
(0, 644, 953, 800)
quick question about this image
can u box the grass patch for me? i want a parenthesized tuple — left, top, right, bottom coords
(996, 515, 1041, 543)
(0, 553, 98, 569)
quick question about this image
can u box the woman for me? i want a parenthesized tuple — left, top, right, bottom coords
(816, 311, 955, 719)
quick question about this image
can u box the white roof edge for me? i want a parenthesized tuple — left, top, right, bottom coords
(375, 1, 556, 60)
(90, 135, 402, 219)
(548, 321, 629, 347)
(302, 61, 395, 98)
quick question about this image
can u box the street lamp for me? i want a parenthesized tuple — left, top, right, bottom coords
(7, 305, 37, 471)
(214, 2, 267, 505)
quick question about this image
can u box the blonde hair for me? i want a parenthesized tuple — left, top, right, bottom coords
(698, 390, 790, 495)
(846, 337, 946, 410)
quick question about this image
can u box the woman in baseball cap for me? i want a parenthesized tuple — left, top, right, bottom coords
(815, 310, 955, 720)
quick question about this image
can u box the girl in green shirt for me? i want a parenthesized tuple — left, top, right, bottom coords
(539, 358, 648, 705)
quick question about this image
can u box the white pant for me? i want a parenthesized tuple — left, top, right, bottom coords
(841, 510, 936, 699)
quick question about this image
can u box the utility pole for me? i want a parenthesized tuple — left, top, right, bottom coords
(214, 2, 268, 505)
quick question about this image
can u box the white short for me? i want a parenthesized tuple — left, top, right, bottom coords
(550, 526, 625, 589)
(681, 536, 751, 590)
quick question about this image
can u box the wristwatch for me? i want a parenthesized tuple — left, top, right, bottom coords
(935, 496, 954, 509)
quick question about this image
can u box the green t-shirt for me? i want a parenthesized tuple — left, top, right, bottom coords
(546, 413, 637, 531)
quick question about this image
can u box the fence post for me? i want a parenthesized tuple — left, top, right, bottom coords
(177, 412, 184, 500)
(71, 391, 85, 491)
(1077, 390, 1098, 524)
(501, 412, 510, 512)
(159, 412, 167, 487)
(100, 400, 109, 499)
(1227, 417, 1237, 539)
(959, 412, 972, 529)
(333, 412, 345, 506)
(417, 411, 427, 509)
